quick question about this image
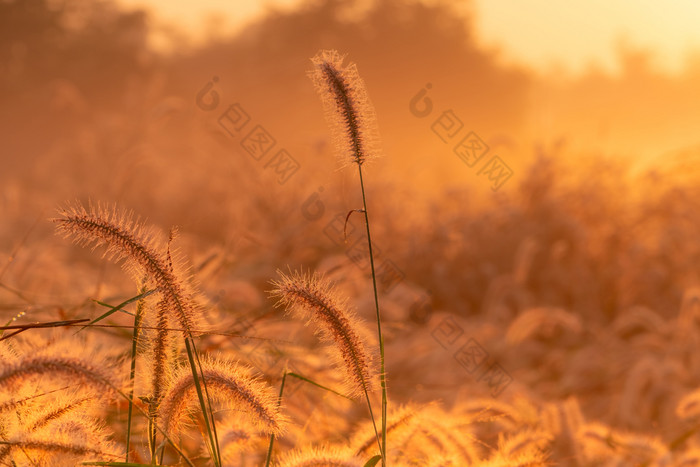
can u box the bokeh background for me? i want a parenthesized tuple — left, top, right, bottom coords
(3, 0, 700, 464)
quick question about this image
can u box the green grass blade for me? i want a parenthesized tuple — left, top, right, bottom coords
(76, 289, 156, 334)
(363, 455, 383, 467)
(286, 372, 352, 400)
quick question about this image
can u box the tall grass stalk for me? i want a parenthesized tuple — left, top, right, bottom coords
(357, 163, 387, 464)
(308, 49, 387, 465)
(272, 270, 382, 459)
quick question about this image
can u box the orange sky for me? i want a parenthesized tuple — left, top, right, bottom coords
(118, 0, 700, 75)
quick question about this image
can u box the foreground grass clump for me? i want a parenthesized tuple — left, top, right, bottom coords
(52, 201, 310, 465)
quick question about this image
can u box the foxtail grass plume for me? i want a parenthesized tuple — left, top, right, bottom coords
(0, 417, 121, 465)
(218, 423, 254, 462)
(575, 422, 667, 464)
(150, 299, 171, 410)
(574, 422, 618, 462)
(479, 450, 550, 467)
(415, 410, 480, 464)
(271, 270, 375, 398)
(497, 428, 553, 459)
(26, 394, 91, 432)
(159, 357, 286, 438)
(352, 403, 423, 458)
(505, 307, 583, 345)
(54, 202, 199, 335)
(0, 439, 121, 466)
(277, 445, 363, 467)
(308, 50, 381, 167)
(0, 354, 120, 396)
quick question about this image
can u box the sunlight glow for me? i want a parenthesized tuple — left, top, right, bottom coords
(119, 0, 700, 74)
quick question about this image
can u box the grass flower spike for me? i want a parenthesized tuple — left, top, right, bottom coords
(271, 270, 375, 398)
(54, 202, 199, 335)
(278, 445, 363, 467)
(308, 50, 381, 167)
(159, 357, 287, 438)
(0, 354, 120, 396)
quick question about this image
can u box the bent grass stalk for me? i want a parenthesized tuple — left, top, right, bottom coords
(271, 270, 381, 459)
(271, 271, 375, 398)
(308, 49, 388, 465)
(55, 203, 222, 465)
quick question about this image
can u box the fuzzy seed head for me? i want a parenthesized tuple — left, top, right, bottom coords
(54, 201, 200, 335)
(352, 403, 423, 458)
(308, 49, 381, 167)
(159, 357, 287, 438)
(271, 270, 375, 398)
(277, 445, 363, 467)
(0, 355, 120, 396)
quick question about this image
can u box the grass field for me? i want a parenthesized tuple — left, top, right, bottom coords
(3, 1, 700, 465)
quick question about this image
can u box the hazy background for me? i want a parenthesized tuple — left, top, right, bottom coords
(4, 0, 700, 309)
(3, 0, 700, 212)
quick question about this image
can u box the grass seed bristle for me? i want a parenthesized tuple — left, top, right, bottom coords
(270, 270, 375, 398)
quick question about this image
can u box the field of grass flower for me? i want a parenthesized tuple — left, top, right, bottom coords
(3, 0, 700, 466)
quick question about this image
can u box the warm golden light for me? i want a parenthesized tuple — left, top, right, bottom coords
(2, 0, 700, 465)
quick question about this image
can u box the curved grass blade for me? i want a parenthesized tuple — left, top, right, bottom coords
(77, 289, 157, 334)
(286, 372, 352, 400)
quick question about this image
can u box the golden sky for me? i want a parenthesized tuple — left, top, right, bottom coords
(118, 0, 700, 75)
(473, 0, 700, 74)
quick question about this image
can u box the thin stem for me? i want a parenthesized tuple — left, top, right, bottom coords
(191, 337, 222, 464)
(105, 373, 196, 466)
(362, 381, 383, 461)
(148, 407, 157, 463)
(265, 370, 288, 467)
(184, 337, 222, 467)
(358, 163, 387, 466)
(125, 288, 145, 463)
